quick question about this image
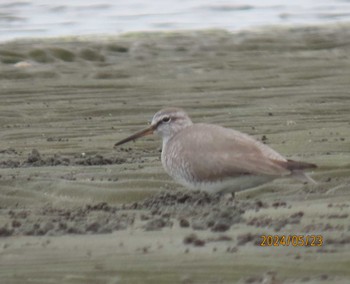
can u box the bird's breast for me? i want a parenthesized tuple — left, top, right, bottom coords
(161, 140, 196, 186)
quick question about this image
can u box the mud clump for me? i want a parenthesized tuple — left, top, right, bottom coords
(0, 148, 19, 155)
(179, 218, 190, 228)
(127, 191, 245, 233)
(0, 148, 127, 168)
(183, 233, 206, 247)
(326, 235, 350, 245)
(144, 218, 173, 231)
(1, 203, 133, 237)
(237, 233, 262, 246)
(26, 149, 44, 166)
(0, 226, 14, 237)
(75, 154, 125, 166)
(130, 191, 222, 210)
(211, 221, 231, 232)
(247, 211, 304, 232)
(23, 149, 70, 167)
(0, 191, 251, 237)
(0, 160, 20, 168)
(0, 148, 21, 168)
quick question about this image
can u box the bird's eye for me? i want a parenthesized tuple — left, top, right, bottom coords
(162, 116, 170, 123)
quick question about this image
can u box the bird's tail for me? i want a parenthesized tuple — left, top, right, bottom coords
(284, 159, 317, 171)
(286, 159, 317, 184)
(273, 159, 317, 184)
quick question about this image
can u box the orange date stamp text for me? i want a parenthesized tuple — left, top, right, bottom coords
(260, 235, 323, 247)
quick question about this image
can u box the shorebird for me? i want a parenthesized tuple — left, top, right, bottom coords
(115, 108, 316, 193)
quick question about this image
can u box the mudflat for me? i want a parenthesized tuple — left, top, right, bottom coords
(0, 24, 350, 283)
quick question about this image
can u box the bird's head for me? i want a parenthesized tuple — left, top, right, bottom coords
(114, 108, 192, 147)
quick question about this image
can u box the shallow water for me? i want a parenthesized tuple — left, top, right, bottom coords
(2, 0, 350, 41)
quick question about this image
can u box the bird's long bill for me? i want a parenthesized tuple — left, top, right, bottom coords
(114, 125, 156, 147)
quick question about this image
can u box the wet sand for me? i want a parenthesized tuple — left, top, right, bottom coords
(0, 24, 350, 283)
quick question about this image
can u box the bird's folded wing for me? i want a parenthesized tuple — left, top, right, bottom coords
(177, 124, 290, 181)
(185, 150, 290, 181)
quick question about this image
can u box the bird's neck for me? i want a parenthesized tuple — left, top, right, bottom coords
(162, 123, 191, 148)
